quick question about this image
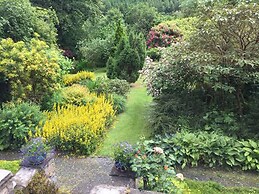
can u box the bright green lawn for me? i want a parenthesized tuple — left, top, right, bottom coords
(91, 67, 106, 78)
(95, 80, 153, 156)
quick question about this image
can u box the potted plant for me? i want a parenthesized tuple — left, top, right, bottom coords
(113, 142, 134, 172)
(21, 137, 51, 166)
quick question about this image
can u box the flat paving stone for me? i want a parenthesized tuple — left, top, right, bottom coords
(90, 185, 162, 194)
(55, 157, 133, 194)
(0, 170, 12, 187)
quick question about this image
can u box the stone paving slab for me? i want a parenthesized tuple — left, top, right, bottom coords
(0, 170, 12, 188)
(55, 157, 133, 194)
(90, 185, 162, 194)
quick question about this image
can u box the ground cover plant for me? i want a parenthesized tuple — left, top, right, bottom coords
(0, 160, 20, 173)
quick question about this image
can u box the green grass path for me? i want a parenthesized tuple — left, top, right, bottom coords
(95, 81, 152, 156)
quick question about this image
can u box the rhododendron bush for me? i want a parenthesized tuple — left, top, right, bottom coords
(146, 23, 182, 48)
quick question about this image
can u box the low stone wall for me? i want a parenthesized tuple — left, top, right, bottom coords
(0, 170, 15, 194)
(0, 155, 55, 194)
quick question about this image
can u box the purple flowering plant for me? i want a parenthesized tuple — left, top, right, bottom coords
(21, 137, 50, 165)
(113, 142, 134, 171)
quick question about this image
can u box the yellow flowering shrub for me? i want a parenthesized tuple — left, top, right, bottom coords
(63, 71, 95, 86)
(61, 84, 97, 106)
(36, 95, 115, 155)
(0, 38, 61, 103)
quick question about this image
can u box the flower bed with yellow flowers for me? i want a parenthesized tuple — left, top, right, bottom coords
(35, 95, 115, 155)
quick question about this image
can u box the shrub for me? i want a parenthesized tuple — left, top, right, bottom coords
(146, 23, 182, 48)
(79, 38, 112, 68)
(163, 17, 198, 41)
(36, 96, 115, 155)
(142, 3, 259, 137)
(86, 77, 130, 97)
(61, 84, 97, 106)
(130, 140, 178, 193)
(146, 47, 162, 61)
(106, 79, 130, 97)
(63, 71, 95, 86)
(113, 142, 134, 171)
(0, 160, 20, 174)
(24, 171, 58, 194)
(141, 131, 259, 171)
(0, 102, 45, 150)
(0, 37, 61, 103)
(109, 94, 127, 114)
(58, 56, 74, 75)
(41, 85, 97, 110)
(107, 30, 146, 83)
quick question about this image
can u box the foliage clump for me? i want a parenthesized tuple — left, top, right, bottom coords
(0, 0, 58, 44)
(142, 131, 259, 171)
(146, 22, 182, 48)
(0, 38, 61, 104)
(0, 160, 20, 174)
(0, 102, 45, 150)
(63, 71, 95, 86)
(36, 96, 115, 155)
(143, 3, 259, 138)
(107, 20, 146, 83)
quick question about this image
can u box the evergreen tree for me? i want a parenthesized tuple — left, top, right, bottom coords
(107, 29, 146, 83)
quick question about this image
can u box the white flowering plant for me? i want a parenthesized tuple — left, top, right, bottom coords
(130, 139, 177, 192)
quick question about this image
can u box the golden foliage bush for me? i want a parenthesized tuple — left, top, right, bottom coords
(63, 71, 95, 86)
(0, 37, 61, 103)
(61, 84, 97, 106)
(36, 95, 115, 155)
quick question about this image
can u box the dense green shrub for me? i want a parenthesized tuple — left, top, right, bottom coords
(106, 79, 130, 96)
(58, 56, 74, 75)
(109, 94, 127, 114)
(142, 131, 259, 171)
(79, 38, 112, 68)
(85, 77, 130, 97)
(143, 3, 259, 137)
(107, 23, 146, 83)
(0, 38, 61, 103)
(0, 0, 58, 44)
(0, 102, 45, 150)
(130, 140, 178, 193)
(146, 48, 162, 61)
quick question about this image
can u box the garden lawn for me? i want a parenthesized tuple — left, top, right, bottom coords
(95, 80, 152, 156)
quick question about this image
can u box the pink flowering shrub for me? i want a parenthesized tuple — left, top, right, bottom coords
(146, 23, 182, 48)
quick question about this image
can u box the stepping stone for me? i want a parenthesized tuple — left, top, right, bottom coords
(90, 185, 162, 194)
